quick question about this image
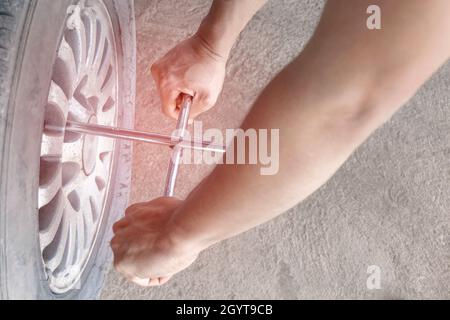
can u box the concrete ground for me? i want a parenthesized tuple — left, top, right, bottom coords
(101, 0, 450, 299)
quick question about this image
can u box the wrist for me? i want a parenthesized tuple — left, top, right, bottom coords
(191, 33, 228, 64)
(195, 17, 234, 60)
(158, 214, 209, 256)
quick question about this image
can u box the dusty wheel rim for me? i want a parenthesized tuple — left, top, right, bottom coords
(38, 0, 118, 294)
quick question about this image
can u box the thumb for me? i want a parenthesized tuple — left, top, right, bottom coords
(160, 89, 181, 119)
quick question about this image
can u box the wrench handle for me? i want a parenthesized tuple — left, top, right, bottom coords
(164, 94, 193, 197)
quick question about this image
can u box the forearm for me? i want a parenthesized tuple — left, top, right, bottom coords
(196, 0, 267, 58)
(168, 61, 378, 250)
(166, 0, 450, 251)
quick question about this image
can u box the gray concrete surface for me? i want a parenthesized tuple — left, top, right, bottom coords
(101, 0, 450, 299)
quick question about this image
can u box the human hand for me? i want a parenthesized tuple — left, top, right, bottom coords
(151, 35, 227, 120)
(111, 197, 201, 286)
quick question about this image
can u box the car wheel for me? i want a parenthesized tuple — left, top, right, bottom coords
(0, 0, 135, 299)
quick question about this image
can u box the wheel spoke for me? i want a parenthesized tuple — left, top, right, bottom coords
(59, 211, 78, 270)
(64, 23, 86, 73)
(85, 175, 103, 217)
(85, 174, 102, 203)
(52, 38, 78, 99)
(97, 62, 112, 92)
(97, 77, 115, 112)
(43, 210, 69, 272)
(83, 197, 95, 236)
(61, 135, 83, 165)
(91, 21, 107, 74)
(83, 9, 98, 68)
(39, 156, 62, 208)
(48, 81, 69, 115)
(68, 92, 93, 123)
(39, 190, 64, 250)
(89, 195, 101, 224)
(93, 158, 110, 188)
(41, 134, 64, 157)
(62, 161, 81, 187)
(97, 97, 116, 125)
(75, 208, 87, 258)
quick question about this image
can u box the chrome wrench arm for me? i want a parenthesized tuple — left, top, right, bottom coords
(60, 121, 225, 153)
(164, 94, 192, 196)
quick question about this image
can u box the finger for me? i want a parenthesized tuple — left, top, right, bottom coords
(112, 243, 125, 274)
(150, 63, 161, 83)
(148, 278, 160, 286)
(190, 95, 205, 119)
(112, 219, 129, 233)
(190, 94, 213, 120)
(114, 259, 134, 281)
(131, 276, 152, 287)
(111, 235, 131, 270)
(158, 275, 172, 285)
(125, 202, 146, 216)
(160, 89, 181, 119)
(110, 235, 121, 252)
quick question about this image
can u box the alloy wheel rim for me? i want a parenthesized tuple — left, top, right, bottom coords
(38, 0, 118, 294)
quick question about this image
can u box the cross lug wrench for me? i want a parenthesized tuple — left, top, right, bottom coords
(47, 94, 225, 197)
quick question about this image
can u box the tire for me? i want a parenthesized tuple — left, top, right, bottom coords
(0, 0, 136, 299)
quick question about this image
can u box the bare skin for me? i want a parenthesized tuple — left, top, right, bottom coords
(111, 0, 450, 286)
(151, 0, 267, 119)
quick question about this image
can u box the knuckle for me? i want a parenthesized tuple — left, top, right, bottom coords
(162, 196, 183, 208)
(150, 65, 162, 83)
(110, 236, 119, 248)
(125, 203, 141, 216)
(112, 220, 125, 233)
(124, 207, 133, 216)
(163, 107, 176, 119)
(150, 63, 159, 74)
(113, 258, 122, 272)
(203, 95, 216, 108)
(111, 244, 120, 257)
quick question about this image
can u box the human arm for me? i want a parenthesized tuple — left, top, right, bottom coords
(112, 0, 450, 285)
(151, 0, 267, 119)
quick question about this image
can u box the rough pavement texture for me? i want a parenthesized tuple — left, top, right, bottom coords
(101, 0, 450, 299)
